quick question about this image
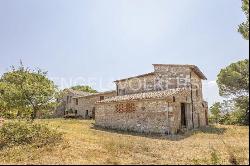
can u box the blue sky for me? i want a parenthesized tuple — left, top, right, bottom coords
(0, 0, 249, 106)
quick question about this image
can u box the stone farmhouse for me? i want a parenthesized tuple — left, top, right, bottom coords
(95, 64, 209, 134)
(56, 89, 116, 119)
(71, 90, 116, 118)
(57, 64, 208, 134)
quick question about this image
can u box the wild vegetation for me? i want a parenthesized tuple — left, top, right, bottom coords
(70, 85, 98, 93)
(0, 119, 248, 165)
(0, 61, 58, 120)
(0, 63, 63, 159)
(210, 58, 249, 126)
(0, 120, 62, 149)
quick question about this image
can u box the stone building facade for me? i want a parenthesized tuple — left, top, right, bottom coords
(56, 89, 116, 119)
(95, 64, 208, 134)
(72, 91, 116, 118)
(55, 89, 93, 117)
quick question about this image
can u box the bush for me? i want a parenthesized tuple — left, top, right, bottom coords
(0, 121, 62, 148)
(209, 109, 249, 126)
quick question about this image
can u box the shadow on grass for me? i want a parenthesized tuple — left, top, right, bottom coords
(91, 124, 227, 141)
(199, 125, 227, 135)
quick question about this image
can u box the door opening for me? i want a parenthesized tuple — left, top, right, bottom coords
(181, 103, 187, 127)
(198, 113, 200, 127)
(85, 110, 89, 118)
(92, 107, 95, 119)
(205, 109, 208, 125)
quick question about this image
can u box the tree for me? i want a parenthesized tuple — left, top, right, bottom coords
(220, 100, 234, 115)
(217, 59, 249, 97)
(0, 62, 58, 120)
(238, 0, 249, 40)
(234, 96, 249, 125)
(217, 59, 249, 125)
(209, 102, 222, 124)
(71, 85, 98, 93)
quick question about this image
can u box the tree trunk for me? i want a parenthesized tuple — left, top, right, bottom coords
(245, 109, 249, 125)
(31, 107, 37, 121)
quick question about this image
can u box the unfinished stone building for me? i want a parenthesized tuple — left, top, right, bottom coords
(95, 64, 209, 134)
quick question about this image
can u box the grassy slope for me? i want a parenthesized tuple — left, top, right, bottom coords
(0, 119, 249, 165)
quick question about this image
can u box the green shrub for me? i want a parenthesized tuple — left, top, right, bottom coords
(0, 121, 62, 148)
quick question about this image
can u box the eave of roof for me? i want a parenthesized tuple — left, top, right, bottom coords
(73, 90, 116, 99)
(64, 89, 94, 96)
(96, 88, 190, 104)
(190, 66, 207, 80)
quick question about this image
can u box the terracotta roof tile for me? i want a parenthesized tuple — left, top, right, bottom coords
(64, 89, 94, 97)
(73, 90, 116, 99)
(114, 72, 155, 82)
(96, 88, 190, 103)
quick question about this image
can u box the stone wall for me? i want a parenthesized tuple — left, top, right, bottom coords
(190, 71, 207, 128)
(64, 92, 76, 112)
(154, 65, 192, 89)
(154, 65, 191, 78)
(72, 92, 116, 118)
(116, 65, 192, 96)
(58, 90, 117, 118)
(155, 65, 207, 128)
(116, 74, 156, 95)
(74, 96, 99, 118)
(96, 64, 208, 134)
(95, 93, 192, 134)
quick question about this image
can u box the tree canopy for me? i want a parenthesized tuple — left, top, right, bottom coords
(216, 59, 249, 125)
(71, 85, 98, 93)
(217, 59, 249, 98)
(0, 62, 58, 120)
(209, 102, 222, 124)
(238, 0, 249, 40)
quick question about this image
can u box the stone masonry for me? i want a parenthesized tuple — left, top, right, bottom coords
(57, 89, 116, 119)
(95, 64, 208, 134)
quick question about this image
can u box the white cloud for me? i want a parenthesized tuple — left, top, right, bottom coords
(204, 80, 217, 87)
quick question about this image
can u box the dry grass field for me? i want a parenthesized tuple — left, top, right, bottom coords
(0, 119, 249, 165)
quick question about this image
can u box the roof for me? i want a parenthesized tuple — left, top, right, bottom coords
(96, 88, 190, 104)
(114, 64, 207, 82)
(190, 66, 207, 80)
(64, 89, 94, 97)
(114, 72, 155, 82)
(153, 64, 207, 80)
(73, 90, 116, 99)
